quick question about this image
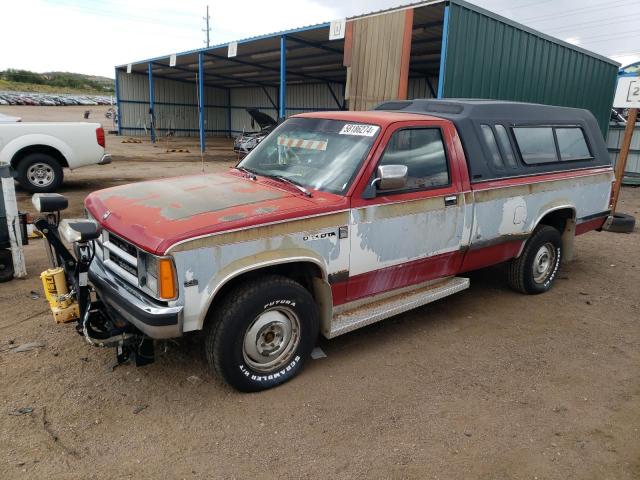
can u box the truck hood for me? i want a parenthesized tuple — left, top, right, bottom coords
(85, 172, 345, 254)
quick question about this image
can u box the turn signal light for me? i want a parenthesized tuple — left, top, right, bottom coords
(158, 258, 177, 300)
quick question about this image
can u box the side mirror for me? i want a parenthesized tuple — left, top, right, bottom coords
(32, 193, 68, 213)
(374, 165, 408, 191)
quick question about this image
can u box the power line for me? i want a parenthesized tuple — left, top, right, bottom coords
(543, 13, 640, 35)
(518, 0, 638, 24)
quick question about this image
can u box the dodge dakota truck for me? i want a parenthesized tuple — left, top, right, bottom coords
(0, 122, 111, 192)
(35, 100, 615, 392)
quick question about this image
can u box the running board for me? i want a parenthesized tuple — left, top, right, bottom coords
(328, 277, 470, 338)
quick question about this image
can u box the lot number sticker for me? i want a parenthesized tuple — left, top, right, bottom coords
(339, 124, 379, 136)
(613, 77, 640, 108)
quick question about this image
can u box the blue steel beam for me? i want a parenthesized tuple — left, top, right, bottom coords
(437, 5, 450, 99)
(114, 67, 122, 135)
(198, 52, 205, 153)
(226, 88, 232, 137)
(148, 63, 156, 143)
(279, 35, 286, 120)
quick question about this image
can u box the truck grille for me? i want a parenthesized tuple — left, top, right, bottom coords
(96, 229, 139, 286)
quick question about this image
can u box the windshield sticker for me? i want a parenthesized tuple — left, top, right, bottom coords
(339, 124, 379, 136)
(277, 136, 328, 151)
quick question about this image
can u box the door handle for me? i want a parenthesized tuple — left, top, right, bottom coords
(444, 195, 458, 206)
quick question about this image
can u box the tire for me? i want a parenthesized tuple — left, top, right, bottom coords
(604, 212, 636, 233)
(205, 275, 319, 392)
(0, 249, 14, 283)
(16, 153, 64, 193)
(507, 225, 562, 294)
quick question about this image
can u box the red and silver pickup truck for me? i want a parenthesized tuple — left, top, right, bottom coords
(35, 100, 615, 391)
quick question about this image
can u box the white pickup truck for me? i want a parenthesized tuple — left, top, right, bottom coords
(0, 122, 111, 192)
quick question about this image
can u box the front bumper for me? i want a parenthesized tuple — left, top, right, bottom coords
(98, 154, 112, 165)
(88, 257, 183, 339)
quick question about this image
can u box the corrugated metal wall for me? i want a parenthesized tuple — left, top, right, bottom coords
(607, 124, 640, 175)
(117, 68, 342, 137)
(346, 11, 408, 110)
(442, 1, 619, 135)
(407, 77, 439, 99)
(230, 82, 342, 134)
(117, 69, 228, 137)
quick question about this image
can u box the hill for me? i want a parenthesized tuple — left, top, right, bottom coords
(0, 69, 114, 95)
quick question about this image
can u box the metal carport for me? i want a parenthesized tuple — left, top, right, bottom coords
(115, 0, 618, 152)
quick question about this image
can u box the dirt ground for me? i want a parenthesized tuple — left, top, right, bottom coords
(1, 106, 639, 479)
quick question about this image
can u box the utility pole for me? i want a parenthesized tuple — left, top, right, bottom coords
(203, 5, 211, 48)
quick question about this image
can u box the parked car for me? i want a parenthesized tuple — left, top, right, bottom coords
(0, 91, 112, 107)
(233, 108, 278, 154)
(36, 100, 614, 392)
(0, 122, 111, 192)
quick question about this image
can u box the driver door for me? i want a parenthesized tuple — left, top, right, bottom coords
(347, 121, 468, 301)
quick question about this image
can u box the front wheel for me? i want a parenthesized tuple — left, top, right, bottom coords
(16, 153, 64, 193)
(205, 275, 319, 392)
(507, 225, 562, 294)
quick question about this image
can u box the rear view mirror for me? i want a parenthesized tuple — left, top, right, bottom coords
(375, 165, 408, 191)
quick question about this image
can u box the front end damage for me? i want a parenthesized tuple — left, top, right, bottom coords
(33, 193, 179, 366)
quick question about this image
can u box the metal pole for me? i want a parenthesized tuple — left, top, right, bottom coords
(279, 35, 287, 120)
(0, 164, 26, 278)
(198, 52, 206, 153)
(227, 87, 232, 138)
(148, 63, 156, 143)
(437, 5, 450, 99)
(203, 5, 211, 48)
(114, 67, 122, 135)
(611, 107, 637, 213)
(206, 6, 210, 48)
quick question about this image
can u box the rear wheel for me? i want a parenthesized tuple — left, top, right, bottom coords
(205, 275, 319, 392)
(507, 225, 562, 294)
(16, 153, 63, 193)
(0, 249, 14, 283)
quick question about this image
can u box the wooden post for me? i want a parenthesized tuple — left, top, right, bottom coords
(0, 164, 27, 278)
(611, 107, 637, 213)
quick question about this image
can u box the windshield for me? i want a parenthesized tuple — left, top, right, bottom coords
(237, 117, 380, 195)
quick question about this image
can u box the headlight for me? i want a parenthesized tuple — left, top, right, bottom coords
(139, 252, 177, 300)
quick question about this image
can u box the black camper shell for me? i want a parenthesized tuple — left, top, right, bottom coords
(374, 99, 611, 183)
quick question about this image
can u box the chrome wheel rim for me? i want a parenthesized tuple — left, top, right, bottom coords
(533, 242, 556, 284)
(27, 162, 55, 187)
(243, 307, 301, 373)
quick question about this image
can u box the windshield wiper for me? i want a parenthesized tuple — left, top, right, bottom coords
(262, 174, 312, 197)
(236, 166, 257, 180)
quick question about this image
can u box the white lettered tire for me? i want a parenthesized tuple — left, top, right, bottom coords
(507, 225, 562, 294)
(205, 275, 319, 392)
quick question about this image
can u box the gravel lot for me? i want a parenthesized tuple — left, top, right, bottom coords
(1, 106, 639, 479)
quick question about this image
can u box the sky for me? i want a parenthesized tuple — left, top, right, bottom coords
(0, 0, 638, 78)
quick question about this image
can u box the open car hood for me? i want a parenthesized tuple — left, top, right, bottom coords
(246, 108, 277, 130)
